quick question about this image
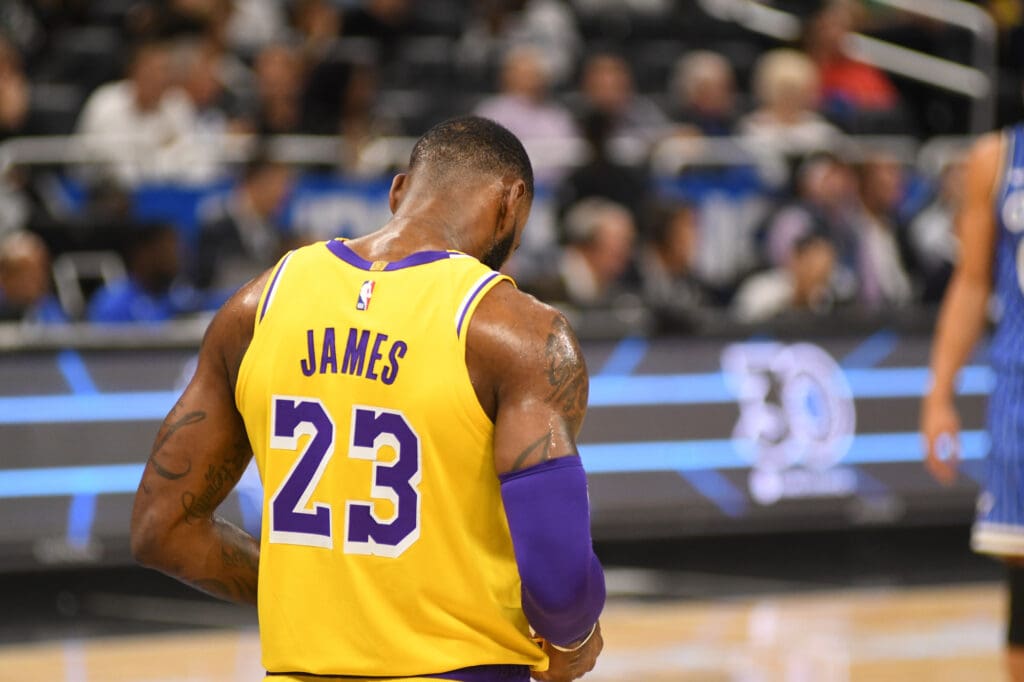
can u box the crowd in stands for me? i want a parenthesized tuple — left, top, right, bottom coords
(0, 0, 1017, 330)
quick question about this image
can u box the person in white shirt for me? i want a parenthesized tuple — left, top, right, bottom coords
(732, 233, 837, 324)
(75, 40, 198, 187)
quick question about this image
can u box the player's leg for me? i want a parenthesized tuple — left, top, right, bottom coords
(1008, 563, 1024, 682)
(971, 368, 1024, 681)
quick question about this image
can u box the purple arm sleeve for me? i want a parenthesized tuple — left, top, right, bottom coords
(499, 457, 606, 647)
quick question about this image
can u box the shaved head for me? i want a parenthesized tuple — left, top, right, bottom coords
(409, 116, 534, 199)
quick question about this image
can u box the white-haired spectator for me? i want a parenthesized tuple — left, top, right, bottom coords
(75, 40, 199, 187)
(523, 197, 637, 306)
(669, 50, 738, 137)
(739, 48, 841, 159)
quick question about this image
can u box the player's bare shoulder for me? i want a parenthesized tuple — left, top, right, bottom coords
(465, 280, 589, 432)
(203, 269, 274, 388)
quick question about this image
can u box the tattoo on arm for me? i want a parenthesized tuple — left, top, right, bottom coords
(148, 402, 207, 480)
(511, 431, 553, 472)
(544, 316, 588, 429)
(181, 432, 252, 524)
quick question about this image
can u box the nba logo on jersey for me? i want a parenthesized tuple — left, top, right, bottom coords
(356, 280, 375, 311)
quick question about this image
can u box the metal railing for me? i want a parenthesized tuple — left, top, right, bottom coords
(698, 0, 998, 133)
(0, 132, 963, 180)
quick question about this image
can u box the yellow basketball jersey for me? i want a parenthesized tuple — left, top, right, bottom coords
(235, 239, 547, 677)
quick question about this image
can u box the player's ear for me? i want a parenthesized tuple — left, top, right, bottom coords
(388, 173, 408, 213)
(502, 179, 529, 227)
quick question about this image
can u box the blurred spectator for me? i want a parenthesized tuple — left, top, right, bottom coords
(0, 38, 32, 142)
(343, 0, 413, 57)
(88, 224, 195, 323)
(760, 153, 860, 300)
(804, 2, 902, 132)
(175, 39, 250, 135)
(739, 49, 842, 160)
(732, 233, 837, 324)
(0, 231, 66, 323)
(458, 0, 582, 87)
(668, 51, 739, 137)
(336, 64, 403, 178)
(853, 152, 914, 308)
(0, 170, 30, 239)
(294, 0, 360, 136)
(292, 0, 342, 57)
(475, 46, 578, 181)
(575, 52, 669, 142)
(524, 197, 637, 306)
(555, 110, 650, 228)
(75, 40, 198, 187)
(227, 0, 288, 52)
(640, 202, 712, 330)
(0, 1, 46, 63)
(907, 155, 965, 302)
(192, 156, 294, 291)
(253, 43, 305, 134)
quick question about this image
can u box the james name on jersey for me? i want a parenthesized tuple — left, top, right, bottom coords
(300, 327, 407, 384)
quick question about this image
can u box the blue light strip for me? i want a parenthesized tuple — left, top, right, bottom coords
(57, 350, 99, 394)
(0, 392, 177, 425)
(0, 464, 143, 498)
(598, 337, 649, 376)
(577, 430, 988, 474)
(56, 351, 101, 549)
(0, 430, 983, 500)
(841, 330, 898, 368)
(678, 469, 748, 517)
(66, 493, 97, 549)
(0, 366, 995, 424)
(587, 366, 993, 407)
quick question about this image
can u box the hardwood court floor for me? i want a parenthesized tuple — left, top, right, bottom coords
(0, 583, 1005, 682)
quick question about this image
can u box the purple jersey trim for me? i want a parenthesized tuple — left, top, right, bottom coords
(325, 240, 453, 271)
(428, 664, 530, 681)
(456, 272, 500, 338)
(259, 251, 294, 322)
(265, 664, 530, 681)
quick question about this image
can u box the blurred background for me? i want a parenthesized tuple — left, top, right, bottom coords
(0, 0, 1018, 679)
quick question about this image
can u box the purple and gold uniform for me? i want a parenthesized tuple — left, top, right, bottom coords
(235, 239, 547, 679)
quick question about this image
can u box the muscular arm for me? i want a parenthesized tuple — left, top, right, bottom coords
(468, 286, 587, 474)
(468, 284, 604, 654)
(130, 272, 269, 604)
(927, 134, 1001, 401)
(922, 134, 1002, 483)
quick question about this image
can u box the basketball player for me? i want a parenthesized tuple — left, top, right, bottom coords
(922, 131, 1024, 679)
(130, 117, 605, 681)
